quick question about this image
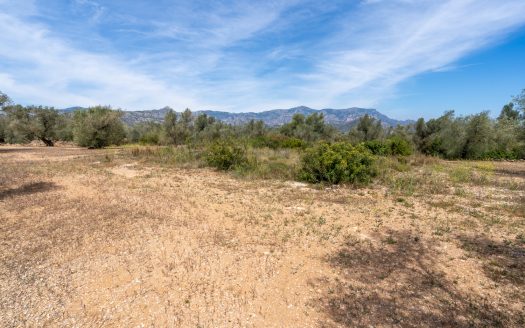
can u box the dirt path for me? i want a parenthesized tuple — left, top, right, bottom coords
(1, 146, 524, 327)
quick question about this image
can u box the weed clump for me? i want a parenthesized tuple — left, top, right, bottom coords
(299, 142, 375, 184)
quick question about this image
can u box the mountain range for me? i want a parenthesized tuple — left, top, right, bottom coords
(84, 106, 413, 129)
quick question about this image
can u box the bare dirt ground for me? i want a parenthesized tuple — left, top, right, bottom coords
(1, 145, 524, 327)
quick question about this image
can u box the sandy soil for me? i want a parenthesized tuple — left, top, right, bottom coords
(1, 145, 524, 327)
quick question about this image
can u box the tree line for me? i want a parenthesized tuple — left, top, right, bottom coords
(1, 89, 524, 160)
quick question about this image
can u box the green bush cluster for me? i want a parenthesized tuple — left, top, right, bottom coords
(480, 150, 520, 160)
(2, 88, 524, 162)
(362, 136, 412, 156)
(205, 141, 248, 170)
(386, 136, 413, 156)
(299, 142, 376, 184)
(128, 122, 163, 145)
(362, 140, 389, 156)
(249, 134, 306, 149)
(413, 104, 525, 160)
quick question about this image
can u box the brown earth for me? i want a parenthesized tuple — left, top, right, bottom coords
(1, 145, 524, 327)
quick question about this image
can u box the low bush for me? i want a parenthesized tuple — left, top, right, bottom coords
(362, 137, 412, 156)
(205, 141, 248, 170)
(249, 134, 307, 149)
(363, 140, 389, 155)
(386, 136, 413, 156)
(139, 132, 161, 145)
(299, 142, 375, 184)
(480, 150, 519, 160)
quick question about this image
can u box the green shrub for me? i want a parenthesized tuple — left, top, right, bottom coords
(362, 137, 412, 156)
(299, 142, 375, 184)
(279, 136, 307, 149)
(480, 149, 518, 160)
(139, 131, 160, 145)
(363, 140, 389, 155)
(128, 122, 162, 145)
(205, 141, 248, 170)
(249, 134, 307, 149)
(386, 136, 413, 156)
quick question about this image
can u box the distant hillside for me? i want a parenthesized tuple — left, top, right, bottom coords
(60, 107, 84, 113)
(116, 106, 413, 129)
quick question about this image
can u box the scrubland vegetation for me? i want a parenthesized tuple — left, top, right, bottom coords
(1, 89, 524, 186)
(1, 89, 524, 326)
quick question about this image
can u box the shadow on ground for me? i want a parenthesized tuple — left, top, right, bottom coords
(459, 235, 525, 287)
(494, 167, 525, 178)
(0, 182, 58, 200)
(314, 230, 524, 327)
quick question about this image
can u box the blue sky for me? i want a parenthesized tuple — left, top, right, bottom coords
(0, 0, 524, 119)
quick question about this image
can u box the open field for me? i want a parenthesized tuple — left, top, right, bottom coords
(1, 145, 524, 327)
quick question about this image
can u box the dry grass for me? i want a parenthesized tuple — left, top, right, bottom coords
(1, 145, 524, 327)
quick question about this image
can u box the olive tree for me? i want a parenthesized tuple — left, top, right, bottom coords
(463, 112, 494, 159)
(162, 108, 194, 145)
(0, 115, 6, 143)
(0, 91, 11, 143)
(281, 113, 334, 142)
(163, 108, 179, 144)
(29, 106, 60, 146)
(2, 105, 33, 143)
(514, 89, 525, 129)
(348, 114, 384, 142)
(73, 106, 125, 148)
(0, 91, 11, 108)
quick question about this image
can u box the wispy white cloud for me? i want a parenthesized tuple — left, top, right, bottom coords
(296, 0, 525, 109)
(152, 1, 296, 47)
(0, 12, 200, 109)
(0, 0, 299, 110)
(0, 0, 524, 112)
(73, 0, 107, 23)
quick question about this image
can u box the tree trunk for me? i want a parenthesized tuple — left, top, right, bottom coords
(40, 137, 54, 147)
